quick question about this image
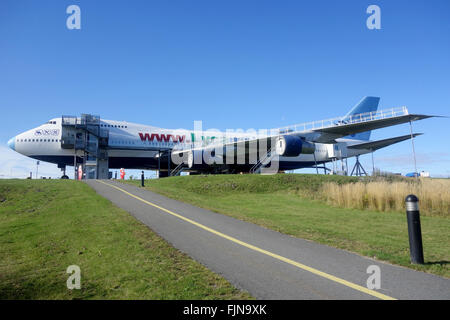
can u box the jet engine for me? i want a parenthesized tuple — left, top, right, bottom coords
(275, 135, 315, 157)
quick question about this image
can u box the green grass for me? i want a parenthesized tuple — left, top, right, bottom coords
(125, 174, 450, 278)
(0, 179, 252, 300)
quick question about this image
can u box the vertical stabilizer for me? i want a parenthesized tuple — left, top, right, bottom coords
(343, 96, 380, 141)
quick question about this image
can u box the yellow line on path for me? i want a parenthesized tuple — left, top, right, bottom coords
(98, 180, 397, 300)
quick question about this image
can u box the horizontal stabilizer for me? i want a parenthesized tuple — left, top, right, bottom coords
(313, 114, 433, 143)
(348, 133, 423, 151)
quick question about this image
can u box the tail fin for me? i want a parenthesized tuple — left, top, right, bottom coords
(343, 96, 380, 141)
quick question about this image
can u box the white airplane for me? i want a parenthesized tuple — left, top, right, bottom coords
(7, 97, 433, 178)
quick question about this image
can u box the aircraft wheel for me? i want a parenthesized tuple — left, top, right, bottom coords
(61, 175, 69, 179)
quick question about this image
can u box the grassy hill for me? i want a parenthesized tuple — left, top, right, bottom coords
(126, 174, 450, 278)
(0, 180, 251, 299)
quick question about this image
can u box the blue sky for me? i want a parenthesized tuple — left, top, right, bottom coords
(1, 0, 449, 178)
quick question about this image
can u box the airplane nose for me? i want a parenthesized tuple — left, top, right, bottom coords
(7, 136, 15, 151)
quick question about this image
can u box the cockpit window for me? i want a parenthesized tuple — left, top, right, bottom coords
(46, 121, 57, 124)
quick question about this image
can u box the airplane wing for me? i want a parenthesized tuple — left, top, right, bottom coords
(347, 133, 423, 151)
(169, 108, 438, 172)
(310, 114, 433, 143)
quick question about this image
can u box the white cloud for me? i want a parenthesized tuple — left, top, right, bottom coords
(0, 145, 70, 179)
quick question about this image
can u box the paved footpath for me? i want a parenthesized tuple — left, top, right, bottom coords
(87, 180, 450, 300)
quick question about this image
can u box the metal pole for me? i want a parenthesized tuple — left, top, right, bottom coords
(141, 171, 145, 187)
(371, 149, 375, 176)
(313, 152, 319, 174)
(167, 151, 171, 176)
(350, 157, 357, 176)
(158, 150, 161, 178)
(405, 195, 424, 264)
(409, 121, 418, 178)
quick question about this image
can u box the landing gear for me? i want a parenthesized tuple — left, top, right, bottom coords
(59, 164, 69, 179)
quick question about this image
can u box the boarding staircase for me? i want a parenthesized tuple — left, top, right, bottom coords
(170, 163, 186, 176)
(250, 148, 277, 174)
(61, 114, 110, 179)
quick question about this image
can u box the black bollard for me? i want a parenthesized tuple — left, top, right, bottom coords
(405, 194, 424, 264)
(141, 171, 145, 187)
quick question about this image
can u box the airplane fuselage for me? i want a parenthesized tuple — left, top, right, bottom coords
(9, 117, 373, 173)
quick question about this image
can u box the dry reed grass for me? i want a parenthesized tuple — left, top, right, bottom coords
(320, 178, 450, 217)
